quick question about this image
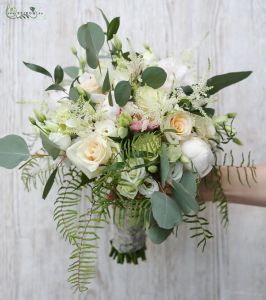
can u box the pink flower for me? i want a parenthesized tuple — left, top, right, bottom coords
(147, 121, 159, 131)
(130, 120, 143, 132)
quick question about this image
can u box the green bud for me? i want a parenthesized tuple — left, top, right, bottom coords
(224, 125, 236, 134)
(33, 109, 46, 123)
(76, 85, 86, 96)
(118, 112, 132, 127)
(148, 165, 158, 173)
(214, 115, 228, 125)
(227, 112, 237, 119)
(118, 127, 128, 139)
(29, 117, 37, 125)
(180, 154, 190, 164)
(113, 34, 122, 50)
(79, 56, 86, 70)
(233, 137, 243, 145)
(71, 46, 77, 55)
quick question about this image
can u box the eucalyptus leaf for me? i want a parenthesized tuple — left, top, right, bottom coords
(148, 213, 172, 244)
(107, 17, 120, 40)
(102, 70, 111, 93)
(207, 71, 252, 96)
(172, 171, 199, 214)
(69, 87, 80, 101)
(40, 132, 60, 160)
(150, 191, 182, 229)
(42, 167, 58, 199)
(0, 135, 30, 169)
(45, 84, 65, 92)
(141, 66, 167, 89)
(114, 81, 131, 107)
(64, 66, 79, 79)
(160, 143, 169, 187)
(23, 62, 52, 78)
(86, 48, 99, 69)
(77, 22, 105, 51)
(54, 65, 64, 84)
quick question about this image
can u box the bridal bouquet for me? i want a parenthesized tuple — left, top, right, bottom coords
(0, 10, 255, 292)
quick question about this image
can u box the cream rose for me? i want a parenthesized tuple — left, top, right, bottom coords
(164, 111, 193, 143)
(79, 73, 102, 94)
(66, 134, 116, 178)
(181, 137, 214, 178)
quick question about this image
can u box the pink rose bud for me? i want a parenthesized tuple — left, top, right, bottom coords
(130, 120, 143, 132)
(147, 121, 159, 130)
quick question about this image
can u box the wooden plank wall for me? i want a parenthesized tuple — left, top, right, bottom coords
(0, 1, 265, 299)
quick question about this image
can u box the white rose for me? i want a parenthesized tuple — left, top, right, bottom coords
(49, 132, 71, 151)
(139, 177, 159, 198)
(135, 86, 167, 113)
(167, 162, 183, 185)
(181, 137, 214, 177)
(195, 116, 216, 138)
(66, 134, 116, 178)
(164, 111, 193, 144)
(121, 158, 146, 185)
(79, 73, 101, 94)
(95, 119, 118, 137)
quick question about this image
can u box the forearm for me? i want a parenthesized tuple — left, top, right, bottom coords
(200, 164, 266, 207)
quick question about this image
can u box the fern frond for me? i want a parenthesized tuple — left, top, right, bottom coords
(21, 156, 64, 192)
(54, 168, 83, 244)
(68, 205, 108, 293)
(183, 204, 213, 252)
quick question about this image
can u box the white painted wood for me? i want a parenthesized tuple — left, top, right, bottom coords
(0, 0, 266, 299)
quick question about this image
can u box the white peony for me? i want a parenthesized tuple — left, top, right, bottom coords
(181, 137, 214, 177)
(66, 134, 116, 178)
(49, 132, 71, 151)
(164, 111, 193, 144)
(139, 177, 159, 197)
(94, 119, 118, 137)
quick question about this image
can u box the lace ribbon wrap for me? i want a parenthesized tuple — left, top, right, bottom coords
(109, 210, 147, 264)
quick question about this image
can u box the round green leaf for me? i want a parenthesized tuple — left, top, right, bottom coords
(107, 17, 120, 41)
(141, 66, 167, 89)
(114, 81, 131, 107)
(0, 135, 30, 169)
(77, 22, 105, 52)
(150, 191, 182, 229)
(148, 214, 172, 244)
(64, 66, 79, 79)
(54, 65, 64, 84)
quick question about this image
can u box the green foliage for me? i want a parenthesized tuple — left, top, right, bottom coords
(64, 66, 79, 79)
(54, 168, 83, 243)
(114, 80, 131, 106)
(183, 204, 213, 252)
(148, 213, 172, 244)
(69, 86, 80, 101)
(102, 70, 111, 93)
(42, 167, 58, 199)
(160, 143, 169, 187)
(77, 22, 105, 69)
(54, 65, 64, 84)
(172, 171, 199, 214)
(150, 192, 182, 229)
(0, 135, 30, 169)
(40, 131, 60, 160)
(206, 71, 252, 96)
(141, 66, 167, 89)
(132, 132, 161, 157)
(23, 61, 52, 78)
(107, 17, 120, 41)
(45, 84, 65, 92)
(68, 205, 108, 292)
